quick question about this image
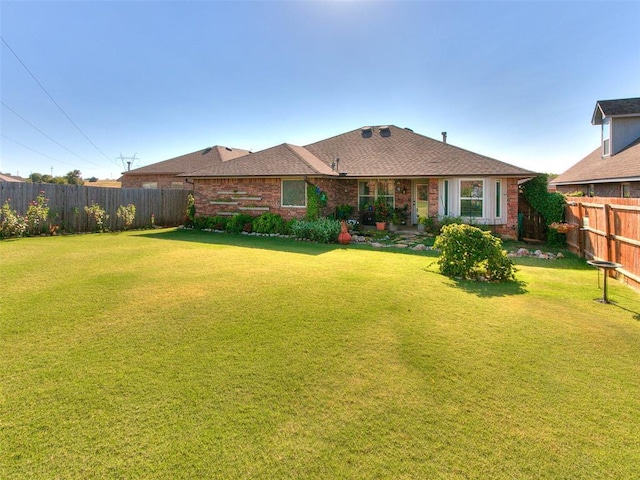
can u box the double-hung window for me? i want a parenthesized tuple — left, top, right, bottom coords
(459, 179, 484, 217)
(282, 179, 306, 207)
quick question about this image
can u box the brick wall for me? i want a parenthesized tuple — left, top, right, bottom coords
(493, 177, 519, 239)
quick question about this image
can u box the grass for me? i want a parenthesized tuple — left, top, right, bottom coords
(1, 228, 639, 479)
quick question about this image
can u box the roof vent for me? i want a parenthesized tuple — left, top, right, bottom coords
(202, 147, 212, 155)
(404, 127, 413, 132)
(225, 147, 232, 151)
(441, 132, 447, 143)
(361, 127, 373, 138)
(379, 126, 391, 137)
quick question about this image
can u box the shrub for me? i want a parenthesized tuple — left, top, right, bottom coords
(25, 191, 50, 236)
(116, 204, 136, 230)
(290, 218, 340, 243)
(84, 202, 109, 232)
(0, 199, 27, 239)
(253, 213, 287, 235)
(434, 224, 515, 282)
(226, 213, 254, 233)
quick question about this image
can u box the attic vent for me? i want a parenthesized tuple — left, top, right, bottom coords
(202, 147, 212, 154)
(404, 127, 413, 132)
(379, 126, 391, 137)
(361, 127, 373, 138)
(225, 147, 232, 151)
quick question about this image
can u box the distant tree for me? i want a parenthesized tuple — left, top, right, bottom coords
(28, 172, 44, 183)
(88, 177, 98, 182)
(65, 170, 84, 185)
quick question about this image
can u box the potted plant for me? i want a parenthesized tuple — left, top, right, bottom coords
(374, 197, 390, 230)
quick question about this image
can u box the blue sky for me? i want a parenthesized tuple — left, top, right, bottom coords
(1, 1, 639, 180)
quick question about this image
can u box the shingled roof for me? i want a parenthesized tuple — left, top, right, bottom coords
(551, 137, 640, 185)
(186, 143, 337, 177)
(305, 125, 534, 177)
(123, 146, 250, 176)
(592, 97, 640, 125)
(184, 125, 534, 178)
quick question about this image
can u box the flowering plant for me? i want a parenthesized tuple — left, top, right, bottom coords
(549, 222, 578, 234)
(373, 197, 391, 222)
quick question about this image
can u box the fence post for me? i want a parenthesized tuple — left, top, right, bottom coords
(577, 202, 584, 258)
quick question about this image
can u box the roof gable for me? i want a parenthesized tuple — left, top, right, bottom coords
(592, 97, 640, 125)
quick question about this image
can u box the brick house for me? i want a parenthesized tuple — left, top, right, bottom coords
(182, 125, 534, 239)
(119, 145, 250, 189)
(551, 97, 640, 198)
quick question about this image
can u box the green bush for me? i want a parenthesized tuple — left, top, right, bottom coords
(434, 224, 515, 282)
(0, 199, 27, 239)
(290, 218, 340, 243)
(193, 216, 229, 230)
(226, 213, 254, 233)
(253, 213, 287, 235)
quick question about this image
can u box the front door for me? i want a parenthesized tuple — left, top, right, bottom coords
(414, 183, 429, 224)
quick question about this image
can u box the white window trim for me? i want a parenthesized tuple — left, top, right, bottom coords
(459, 178, 485, 219)
(281, 178, 307, 208)
(358, 179, 395, 210)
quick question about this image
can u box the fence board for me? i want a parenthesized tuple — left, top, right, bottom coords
(0, 183, 190, 232)
(566, 197, 640, 290)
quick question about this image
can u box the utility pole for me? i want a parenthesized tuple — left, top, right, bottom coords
(117, 153, 139, 171)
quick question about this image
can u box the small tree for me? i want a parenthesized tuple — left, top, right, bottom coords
(434, 224, 515, 282)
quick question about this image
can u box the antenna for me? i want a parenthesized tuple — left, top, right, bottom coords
(117, 153, 139, 171)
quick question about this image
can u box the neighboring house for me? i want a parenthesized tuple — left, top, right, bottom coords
(552, 97, 640, 198)
(119, 145, 250, 189)
(0, 174, 25, 182)
(182, 125, 535, 239)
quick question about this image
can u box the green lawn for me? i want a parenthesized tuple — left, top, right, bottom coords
(1, 229, 639, 479)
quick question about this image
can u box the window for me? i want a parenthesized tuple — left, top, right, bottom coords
(142, 182, 158, 189)
(495, 180, 501, 217)
(622, 183, 630, 198)
(602, 120, 610, 156)
(171, 182, 184, 190)
(588, 184, 595, 197)
(459, 179, 484, 217)
(358, 180, 395, 210)
(282, 179, 306, 207)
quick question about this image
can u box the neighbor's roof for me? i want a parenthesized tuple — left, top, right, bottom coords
(592, 97, 640, 125)
(121, 146, 250, 176)
(184, 125, 535, 178)
(551, 136, 640, 185)
(0, 173, 24, 182)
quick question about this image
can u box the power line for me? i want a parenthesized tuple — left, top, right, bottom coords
(1, 35, 113, 164)
(1, 133, 78, 168)
(1, 100, 106, 169)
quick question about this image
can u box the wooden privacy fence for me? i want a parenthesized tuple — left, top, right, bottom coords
(0, 183, 191, 232)
(565, 197, 640, 290)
